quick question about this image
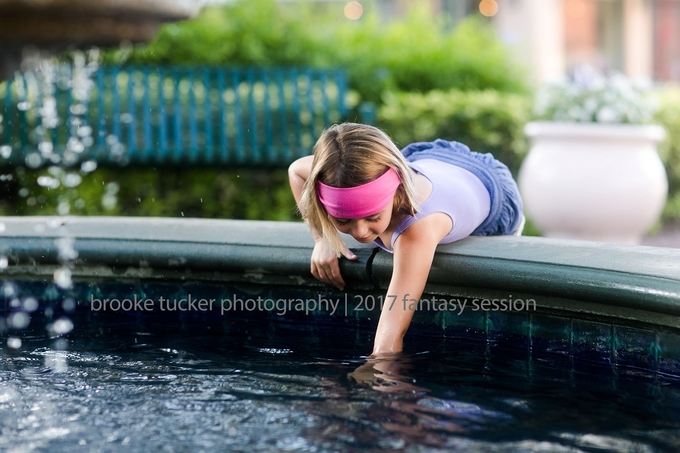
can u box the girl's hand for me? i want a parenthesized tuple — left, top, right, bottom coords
(311, 238, 357, 291)
(348, 356, 428, 394)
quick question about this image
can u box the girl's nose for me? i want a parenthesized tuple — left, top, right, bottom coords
(352, 221, 369, 237)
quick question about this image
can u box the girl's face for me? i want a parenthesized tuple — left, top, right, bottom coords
(330, 202, 394, 243)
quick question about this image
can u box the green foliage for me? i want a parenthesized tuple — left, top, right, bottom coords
(331, 13, 528, 103)
(109, 0, 329, 67)
(378, 89, 532, 174)
(654, 86, 680, 222)
(0, 167, 298, 221)
(107, 1, 527, 105)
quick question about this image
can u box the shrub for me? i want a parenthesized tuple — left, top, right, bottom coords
(331, 13, 528, 104)
(0, 167, 298, 221)
(378, 89, 532, 174)
(114, 0, 328, 68)
(654, 86, 680, 222)
(112, 2, 528, 105)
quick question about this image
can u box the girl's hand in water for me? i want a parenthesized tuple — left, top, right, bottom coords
(311, 238, 357, 291)
(348, 354, 428, 394)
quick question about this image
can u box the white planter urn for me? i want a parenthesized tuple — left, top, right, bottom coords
(519, 121, 668, 244)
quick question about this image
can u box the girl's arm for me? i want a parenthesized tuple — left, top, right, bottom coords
(288, 156, 357, 290)
(372, 212, 452, 356)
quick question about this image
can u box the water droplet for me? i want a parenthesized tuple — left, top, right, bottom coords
(38, 141, 54, 156)
(57, 202, 70, 216)
(120, 113, 133, 124)
(0, 146, 11, 159)
(17, 101, 31, 111)
(47, 218, 64, 229)
(80, 160, 97, 173)
(53, 267, 72, 289)
(2, 282, 17, 298)
(7, 337, 21, 349)
(8, 312, 30, 329)
(110, 143, 125, 156)
(44, 351, 68, 373)
(76, 125, 92, 137)
(0, 256, 9, 269)
(25, 153, 42, 169)
(62, 173, 82, 188)
(102, 194, 117, 210)
(37, 175, 60, 189)
(70, 104, 87, 116)
(62, 298, 76, 312)
(105, 182, 120, 194)
(22, 297, 38, 312)
(52, 317, 74, 335)
(66, 137, 85, 154)
(55, 237, 78, 261)
(48, 165, 62, 176)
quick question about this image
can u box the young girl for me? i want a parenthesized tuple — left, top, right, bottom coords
(288, 123, 523, 356)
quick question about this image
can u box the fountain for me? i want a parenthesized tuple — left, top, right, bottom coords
(0, 1, 680, 450)
(0, 0, 197, 79)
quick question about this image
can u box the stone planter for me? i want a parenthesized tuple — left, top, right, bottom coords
(519, 121, 668, 244)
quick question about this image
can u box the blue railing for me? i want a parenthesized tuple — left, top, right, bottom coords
(0, 65, 366, 167)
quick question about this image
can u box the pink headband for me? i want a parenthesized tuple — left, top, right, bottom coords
(317, 168, 401, 219)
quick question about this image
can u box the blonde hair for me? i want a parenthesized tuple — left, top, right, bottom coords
(300, 123, 420, 254)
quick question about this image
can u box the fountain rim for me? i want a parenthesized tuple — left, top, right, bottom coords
(0, 216, 678, 331)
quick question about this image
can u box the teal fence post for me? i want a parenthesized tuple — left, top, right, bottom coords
(158, 67, 168, 163)
(188, 68, 198, 164)
(275, 70, 289, 162)
(203, 68, 213, 164)
(359, 102, 377, 125)
(96, 67, 106, 154)
(126, 68, 136, 161)
(217, 69, 227, 164)
(247, 69, 258, 163)
(112, 67, 121, 152)
(142, 67, 152, 163)
(173, 67, 182, 164)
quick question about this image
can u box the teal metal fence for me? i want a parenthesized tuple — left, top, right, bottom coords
(0, 65, 366, 167)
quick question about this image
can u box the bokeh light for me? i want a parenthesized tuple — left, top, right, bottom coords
(344, 1, 363, 20)
(479, 0, 499, 17)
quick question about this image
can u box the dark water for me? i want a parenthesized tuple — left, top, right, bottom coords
(1, 323, 679, 453)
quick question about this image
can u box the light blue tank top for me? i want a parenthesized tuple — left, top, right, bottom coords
(374, 159, 491, 253)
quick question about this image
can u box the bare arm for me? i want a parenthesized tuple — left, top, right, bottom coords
(288, 156, 315, 223)
(288, 156, 356, 290)
(372, 213, 452, 356)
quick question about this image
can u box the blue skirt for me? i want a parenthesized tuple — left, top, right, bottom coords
(401, 139, 524, 236)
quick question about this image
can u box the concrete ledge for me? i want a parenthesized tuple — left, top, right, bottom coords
(1, 216, 679, 328)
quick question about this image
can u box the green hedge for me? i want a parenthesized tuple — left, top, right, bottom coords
(654, 87, 680, 222)
(115, 0, 528, 105)
(0, 167, 298, 221)
(378, 89, 532, 175)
